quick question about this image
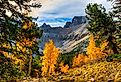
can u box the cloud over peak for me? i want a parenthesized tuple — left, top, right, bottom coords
(30, 0, 112, 27)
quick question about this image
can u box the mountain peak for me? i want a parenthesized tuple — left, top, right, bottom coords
(41, 23, 51, 29)
(64, 16, 87, 28)
(39, 16, 89, 53)
(40, 16, 87, 28)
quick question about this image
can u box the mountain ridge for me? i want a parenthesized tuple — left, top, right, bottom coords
(39, 16, 89, 53)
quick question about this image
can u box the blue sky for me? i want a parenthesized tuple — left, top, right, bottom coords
(30, 0, 112, 27)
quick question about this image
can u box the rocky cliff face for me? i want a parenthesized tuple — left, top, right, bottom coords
(61, 23, 89, 53)
(39, 16, 89, 53)
(64, 22, 71, 28)
(64, 16, 87, 28)
(41, 23, 51, 29)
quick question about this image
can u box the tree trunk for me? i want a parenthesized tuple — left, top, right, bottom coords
(28, 54, 32, 76)
(108, 36, 119, 54)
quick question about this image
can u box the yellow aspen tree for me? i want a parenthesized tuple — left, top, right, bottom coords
(41, 40, 60, 76)
(87, 35, 108, 60)
(59, 62, 69, 73)
(86, 35, 97, 60)
(72, 35, 109, 68)
(72, 54, 85, 67)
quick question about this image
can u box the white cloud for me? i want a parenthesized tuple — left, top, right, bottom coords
(30, 0, 112, 26)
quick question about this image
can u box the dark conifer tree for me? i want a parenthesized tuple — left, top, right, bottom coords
(85, 3, 119, 54)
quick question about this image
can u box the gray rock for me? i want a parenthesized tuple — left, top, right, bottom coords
(64, 22, 71, 28)
(39, 16, 89, 53)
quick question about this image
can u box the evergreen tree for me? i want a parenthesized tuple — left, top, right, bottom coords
(108, 0, 121, 53)
(108, 0, 121, 22)
(0, 0, 42, 78)
(0, 0, 42, 55)
(85, 3, 119, 54)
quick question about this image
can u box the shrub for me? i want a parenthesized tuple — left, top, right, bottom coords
(59, 62, 69, 73)
(58, 48, 80, 67)
(107, 54, 121, 62)
(31, 55, 42, 77)
(0, 54, 25, 82)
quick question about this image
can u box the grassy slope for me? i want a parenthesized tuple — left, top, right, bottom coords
(49, 61, 121, 82)
(21, 61, 121, 82)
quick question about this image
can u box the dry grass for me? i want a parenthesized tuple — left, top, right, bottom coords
(49, 61, 121, 82)
(20, 61, 121, 82)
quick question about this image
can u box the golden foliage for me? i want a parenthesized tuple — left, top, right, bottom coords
(1, 20, 36, 73)
(87, 35, 108, 60)
(41, 40, 60, 76)
(72, 35, 109, 67)
(16, 38, 36, 53)
(59, 62, 69, 73)
(1, 43, 24, 65)
(2, 51, 24, 67)
(72, 54, 85, 67)
(100, 40, 109, 51)
(17, 20, 35, 52)
(22, 20, 33, 29)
